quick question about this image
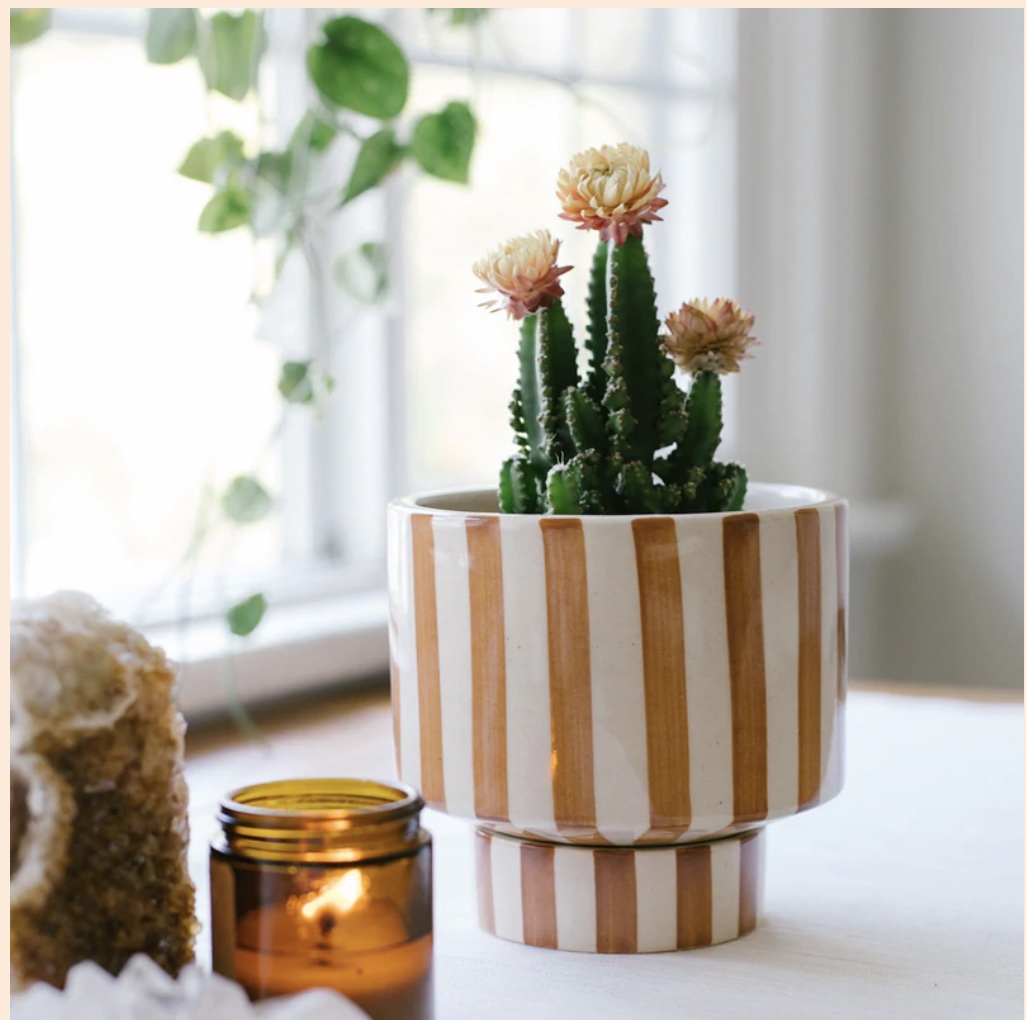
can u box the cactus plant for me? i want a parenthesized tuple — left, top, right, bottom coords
(474, 143, 758, 516)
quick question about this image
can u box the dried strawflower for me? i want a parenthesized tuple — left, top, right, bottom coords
(662, 298, 758, 375)
(556, 142, 668, 244)
(473, 229, 572, 320)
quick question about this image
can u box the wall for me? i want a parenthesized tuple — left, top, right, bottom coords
(737, 9, 1023, 688)
(879, 9, 1023, 688)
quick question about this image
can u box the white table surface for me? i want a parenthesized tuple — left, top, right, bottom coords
(186, 690, 1024, 1020)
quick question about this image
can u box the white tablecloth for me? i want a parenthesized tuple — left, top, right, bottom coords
(188, 691, 1024, 1019)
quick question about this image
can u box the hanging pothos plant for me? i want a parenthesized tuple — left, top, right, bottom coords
(145, 8, 480, 638)
(13, 8, 481, 639)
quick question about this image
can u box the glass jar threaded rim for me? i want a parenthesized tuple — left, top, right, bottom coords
(214, 778, 427, 864)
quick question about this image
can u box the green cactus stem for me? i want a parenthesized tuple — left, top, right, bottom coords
(547, 452, 609, 515)
(677, 370, 723, 470)
(709, 461, 748, 512)
(546, 462, 581, 515)
(584, 240, 609, 405)
(603, 235, 687, 465)
(621, 460, 663, 514)
(537, 299, 579, 463)
(509, 315, 546, 471)
(499, 455, 542, 513)
(508, 300, 580, 473)
(563, 387, 607, 457)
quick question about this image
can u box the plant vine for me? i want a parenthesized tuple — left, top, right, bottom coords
(13, 8, 483, 639)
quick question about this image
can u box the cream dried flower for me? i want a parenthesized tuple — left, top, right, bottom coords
(473, 229, 572, 320)
(556, 142, 668, 244)
(663, 298, 758, 375)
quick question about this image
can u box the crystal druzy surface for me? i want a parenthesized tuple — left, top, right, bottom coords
(11, 955, 371, 1019)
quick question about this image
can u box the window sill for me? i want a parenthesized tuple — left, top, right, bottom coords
(155, 587, 389, 723)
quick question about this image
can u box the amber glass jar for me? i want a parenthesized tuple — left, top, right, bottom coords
(210, 778, 433, 1020)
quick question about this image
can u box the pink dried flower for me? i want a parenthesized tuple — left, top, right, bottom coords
(473, 229, 572, 320)
(556, 143, 668, 244)
(663, 298, 758, 375)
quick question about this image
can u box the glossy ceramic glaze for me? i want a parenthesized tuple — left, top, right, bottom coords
(387, 483, 849, 848)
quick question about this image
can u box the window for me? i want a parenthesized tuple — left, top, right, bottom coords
(11, 9, 284, 609)
(10, 9, 740, 712)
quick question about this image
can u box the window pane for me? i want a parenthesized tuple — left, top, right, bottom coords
(397, 8, 576, 78)
(12, 30, 283, 602)
(579, 9, 651, 81)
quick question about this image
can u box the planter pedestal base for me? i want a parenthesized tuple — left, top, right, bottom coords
(474, 827, 765, 954)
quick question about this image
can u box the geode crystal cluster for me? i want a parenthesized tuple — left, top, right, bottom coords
(11, 592, 198, 991)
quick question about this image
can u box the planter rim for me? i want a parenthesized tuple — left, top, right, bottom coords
(390, 480, 844, 520)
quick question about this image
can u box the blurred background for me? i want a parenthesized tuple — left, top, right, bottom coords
(9, 8, 1023, 710)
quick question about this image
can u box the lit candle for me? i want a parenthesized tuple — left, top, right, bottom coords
(210, 779, 434, 1020)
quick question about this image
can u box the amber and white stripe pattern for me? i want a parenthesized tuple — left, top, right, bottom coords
(388, 484, 849, 846)
(476, 826, 765, 952)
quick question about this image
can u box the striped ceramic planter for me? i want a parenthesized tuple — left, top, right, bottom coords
(387, 482, 848, 950)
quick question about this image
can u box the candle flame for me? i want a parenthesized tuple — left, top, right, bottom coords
(300, 869, 367, 920)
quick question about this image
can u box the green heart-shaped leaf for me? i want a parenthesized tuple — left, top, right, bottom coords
(278, 361, 313, 404)
(177, 131, 245, 184)
(145, 8, 196, 64)
(342, 129, 404, 205)
(278, 360, 336, 407)
(197, 181, 251, 233)
(226, 594, 267, 637)
(221, 475, 273, 523)
(198, 9, 264, 102)
(307, 16, 408, 119)
(411, 101, 476, 183)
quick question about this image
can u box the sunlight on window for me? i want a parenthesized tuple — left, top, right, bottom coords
(12, 30, 282, 601)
